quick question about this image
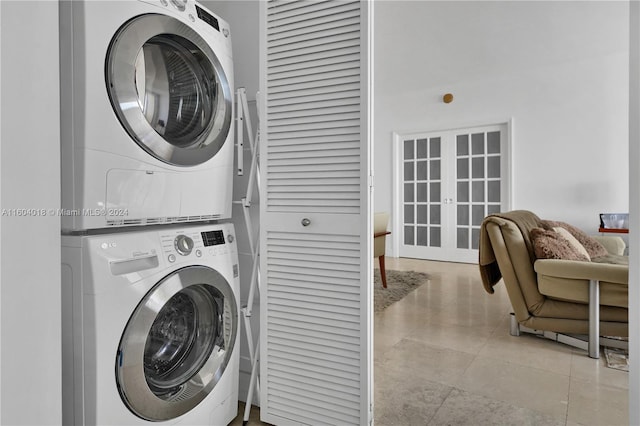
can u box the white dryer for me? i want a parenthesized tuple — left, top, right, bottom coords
(62, 223, 240, 425)
(60, 0, 234, 231)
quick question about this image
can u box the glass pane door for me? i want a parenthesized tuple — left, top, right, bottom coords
(396, 123, 509, 263)
(403, 137, 443, 250)
(455, 130, 503, 251)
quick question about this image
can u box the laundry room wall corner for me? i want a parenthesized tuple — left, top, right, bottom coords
(0, 1, 61, 424)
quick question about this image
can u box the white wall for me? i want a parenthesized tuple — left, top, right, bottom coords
(0, 1, 61, 424)
(374, 1, 629, 235)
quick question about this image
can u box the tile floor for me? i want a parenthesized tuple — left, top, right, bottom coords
(376, 258, 629, 426)
(234, 258, 629, 425)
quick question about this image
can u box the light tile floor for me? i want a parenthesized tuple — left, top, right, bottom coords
(234, 258, 629, 425)
(375, 258, 629, 426)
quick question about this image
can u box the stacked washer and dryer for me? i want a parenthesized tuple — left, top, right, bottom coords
(59, 1, 239, 424)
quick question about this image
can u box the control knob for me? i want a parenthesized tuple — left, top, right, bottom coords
(174, 235, 194, 256)
(169, 0, 187, 11)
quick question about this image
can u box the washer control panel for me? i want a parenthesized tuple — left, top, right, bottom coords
(160, 227, 234, 263)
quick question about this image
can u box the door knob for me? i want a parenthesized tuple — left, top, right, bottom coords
(301, 218, 311, 227)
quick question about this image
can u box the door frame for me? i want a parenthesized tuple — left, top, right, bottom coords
(391, 119, 514, 258)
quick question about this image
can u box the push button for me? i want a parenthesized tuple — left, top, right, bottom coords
(168, 254, 176, 263)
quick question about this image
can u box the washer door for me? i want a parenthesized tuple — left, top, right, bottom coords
(116, 266, 238, 421)
(106, 14, 232, 166)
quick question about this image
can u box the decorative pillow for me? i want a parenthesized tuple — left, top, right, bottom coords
(553, 227, 591, 261)
(530, 228, 590, 261)
(542, 220, 608, 258)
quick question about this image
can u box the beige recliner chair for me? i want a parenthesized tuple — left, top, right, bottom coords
(479, 210, 628, 358)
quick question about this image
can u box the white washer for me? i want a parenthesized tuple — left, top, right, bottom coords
(60, 0, 234, 232)
(62, 223, 240, 425)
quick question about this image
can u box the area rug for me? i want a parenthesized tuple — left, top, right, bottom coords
(604, 347, 629, 372)
(374, 270, 429, 312)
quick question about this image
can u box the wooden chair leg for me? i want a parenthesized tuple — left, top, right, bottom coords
(379, 255, 387, 288)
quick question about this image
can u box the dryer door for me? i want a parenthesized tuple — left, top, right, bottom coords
(106, 14, 232, 166)
(116, 265, 238, 421)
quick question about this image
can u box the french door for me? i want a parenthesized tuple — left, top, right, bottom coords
(395, 123, 511, 263)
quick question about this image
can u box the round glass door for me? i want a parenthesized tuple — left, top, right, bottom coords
(106, 14, 232, 166)
(116, 266, 238, 421)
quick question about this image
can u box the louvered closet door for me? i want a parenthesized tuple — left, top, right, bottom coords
(260, 1, 372, 425)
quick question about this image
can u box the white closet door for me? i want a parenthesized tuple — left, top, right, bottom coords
(260, 1, 372, 425)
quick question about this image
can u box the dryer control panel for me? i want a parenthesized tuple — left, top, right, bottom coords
(138, 0, 231, 38)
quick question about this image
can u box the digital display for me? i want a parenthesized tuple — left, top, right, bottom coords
(196, 5, 219, 31)
(201, 230, 225, 246)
